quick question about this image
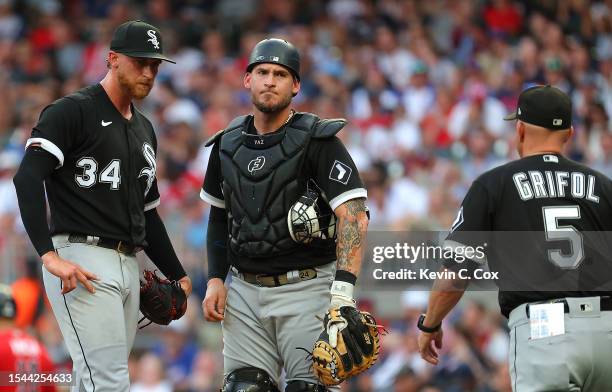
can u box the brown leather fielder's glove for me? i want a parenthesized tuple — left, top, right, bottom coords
(139, 270, 187, 326)
(312, 306, 381, 386)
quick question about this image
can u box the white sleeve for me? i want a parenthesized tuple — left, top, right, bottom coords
(25, 138, 64, 168)
(329, 188, 368, 211)
(200, 189, 225, 209)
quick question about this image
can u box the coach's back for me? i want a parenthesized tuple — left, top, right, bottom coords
(471, 153, 612, 316)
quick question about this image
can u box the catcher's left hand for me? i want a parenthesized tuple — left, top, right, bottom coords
(139, 270, 188, 326)
(312, 306, 382, 386)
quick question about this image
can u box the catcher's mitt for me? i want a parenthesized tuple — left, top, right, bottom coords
(312, 306, 382, 386)
(139, 270, 187, 326)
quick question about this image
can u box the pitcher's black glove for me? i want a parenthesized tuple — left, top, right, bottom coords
(139, 270, 187, 326)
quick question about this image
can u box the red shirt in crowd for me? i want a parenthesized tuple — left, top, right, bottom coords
(0, 329, 56, 392)
(483, 3, 522, 35)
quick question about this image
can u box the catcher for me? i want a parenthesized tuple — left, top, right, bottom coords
(200, 38, 377, 392)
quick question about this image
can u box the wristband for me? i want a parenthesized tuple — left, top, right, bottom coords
(334, 269, 357, 285)
(330, 280, 354, 300)
(417, 314, 441, 333)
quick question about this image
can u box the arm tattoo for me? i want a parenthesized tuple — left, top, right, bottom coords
(336, 198, 367, 275)
(346, 198, 366, 216)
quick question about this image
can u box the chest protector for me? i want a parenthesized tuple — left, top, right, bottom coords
(206, 112, 346, 258)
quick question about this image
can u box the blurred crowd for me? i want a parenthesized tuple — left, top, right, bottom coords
(0, 0, 610, 391)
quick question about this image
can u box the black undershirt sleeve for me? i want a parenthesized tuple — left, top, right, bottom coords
(206, 206, 229, 281)
(13, 148, 57, 257)
(144, 209, 187, 281)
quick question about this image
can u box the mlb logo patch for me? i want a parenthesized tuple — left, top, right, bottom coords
(553, 119, 563, 126)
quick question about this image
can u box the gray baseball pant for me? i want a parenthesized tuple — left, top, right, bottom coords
(222, 262, 336, 388)
(508, 296, 612, 392)
(42, 234, 140, 392)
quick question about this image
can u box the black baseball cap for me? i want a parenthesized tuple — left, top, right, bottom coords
(503, 85, 572, 130)
(110, 20, 175, 64)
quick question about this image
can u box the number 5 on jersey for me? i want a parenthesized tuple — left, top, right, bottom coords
(542, 205, 585, 269)
(75, 157, 121, 190)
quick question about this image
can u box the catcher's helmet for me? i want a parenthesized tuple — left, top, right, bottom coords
(0, 284, 16, 320)
(288, 181, 336, 245)
(247, 38, 300, 81)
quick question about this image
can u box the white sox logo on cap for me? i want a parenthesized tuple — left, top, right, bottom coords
(147, 30, 160, 50)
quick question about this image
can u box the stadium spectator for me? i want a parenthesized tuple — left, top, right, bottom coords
(1, 1, 610, 390)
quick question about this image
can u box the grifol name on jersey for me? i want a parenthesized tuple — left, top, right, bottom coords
(512, 170, 600, 202)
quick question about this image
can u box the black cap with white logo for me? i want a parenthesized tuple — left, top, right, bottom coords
(110, 20, 175, 64)
(503, 85, 572, 130)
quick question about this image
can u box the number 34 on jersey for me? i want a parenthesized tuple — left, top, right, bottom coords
(74, 143, 156, 196)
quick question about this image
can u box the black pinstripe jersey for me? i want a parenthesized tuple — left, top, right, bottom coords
(27, 84, 160, 246)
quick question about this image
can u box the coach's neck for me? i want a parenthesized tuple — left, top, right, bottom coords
(517, 121, 572, 158)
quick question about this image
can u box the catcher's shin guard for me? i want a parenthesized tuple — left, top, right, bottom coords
(222, 367, 280, 392)
(285, 380, 328, 392)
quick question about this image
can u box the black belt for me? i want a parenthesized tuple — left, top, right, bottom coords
(67, 234, 139, 256)
(525, 296, 612, 317)
(232, 267, 317, 287)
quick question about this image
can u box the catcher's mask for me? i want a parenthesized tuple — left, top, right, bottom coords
(288, 181, 336, 245)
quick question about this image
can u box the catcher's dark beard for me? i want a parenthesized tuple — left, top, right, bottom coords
(252, 91, 292, 113)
